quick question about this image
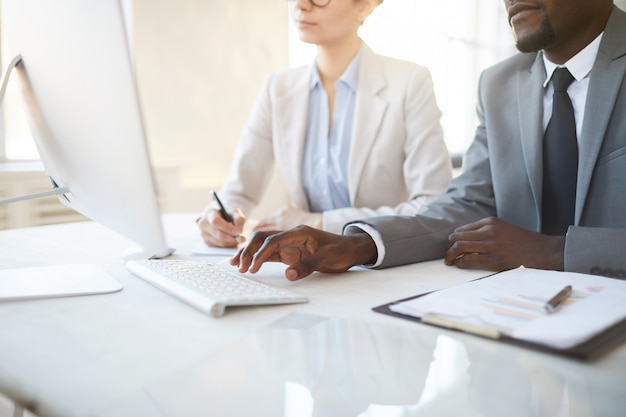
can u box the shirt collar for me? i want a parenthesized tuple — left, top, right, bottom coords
(542, 32, 603, 87)
(310, 43, 363, 92)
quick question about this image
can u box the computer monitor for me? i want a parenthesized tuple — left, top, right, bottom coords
(1, 0, 173, 260)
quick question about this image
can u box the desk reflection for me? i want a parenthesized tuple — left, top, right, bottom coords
(97, 313, 626, 417)
(253, 313, 435, 416)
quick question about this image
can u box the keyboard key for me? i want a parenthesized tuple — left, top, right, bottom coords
(126, 259, 308, 317)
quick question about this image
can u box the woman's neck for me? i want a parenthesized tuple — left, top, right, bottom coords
(315, 37, 362, 86)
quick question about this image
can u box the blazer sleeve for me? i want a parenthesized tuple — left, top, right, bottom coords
(322, 64, 453, 233)
(214, 75, 277, 215)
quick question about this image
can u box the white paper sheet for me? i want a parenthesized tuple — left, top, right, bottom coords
(390, 266, 626, 349)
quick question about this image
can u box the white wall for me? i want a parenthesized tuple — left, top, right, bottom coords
(132, 0, 288, 213)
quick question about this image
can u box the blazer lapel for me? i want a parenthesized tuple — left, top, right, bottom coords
(517, 53, 546, 219)
(274, 66, 312, 210)
(576, 7, 626, 223)
(348, 45, 387, 204)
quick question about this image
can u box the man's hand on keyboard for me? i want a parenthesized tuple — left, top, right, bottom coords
(230, 226, 377, 281)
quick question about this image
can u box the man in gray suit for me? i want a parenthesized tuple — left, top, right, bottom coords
(233, 0, 626, 280)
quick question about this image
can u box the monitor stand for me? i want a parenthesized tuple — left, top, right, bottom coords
(121, 245, 174, 261)
(0, 177, 69, 205)
(0, 54, 124, 300)
(0, 55, 72, 206)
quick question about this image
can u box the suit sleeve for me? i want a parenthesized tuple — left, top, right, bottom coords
(565, 226, 626, 278)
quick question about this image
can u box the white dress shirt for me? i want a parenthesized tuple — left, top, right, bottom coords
(542, 32, 602, 144)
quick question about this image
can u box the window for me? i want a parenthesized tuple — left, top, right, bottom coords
(0, 0, 133, 163)
(288, 0, 515, 155)
(0, 22, 38, 161)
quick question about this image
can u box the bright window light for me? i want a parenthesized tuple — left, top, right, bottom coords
(288, 0, 515, 155)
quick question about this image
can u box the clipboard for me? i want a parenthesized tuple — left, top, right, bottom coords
(373, 268, 626, 361)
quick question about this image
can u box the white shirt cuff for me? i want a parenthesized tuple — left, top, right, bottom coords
(343, 223, 385, 268)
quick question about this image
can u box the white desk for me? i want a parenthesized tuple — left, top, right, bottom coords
(1, 215, 625, 417)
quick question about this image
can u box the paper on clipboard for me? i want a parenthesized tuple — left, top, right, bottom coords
(390, 266, 626, 350)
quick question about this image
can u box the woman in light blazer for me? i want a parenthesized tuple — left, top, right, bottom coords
(198, 0, 452, 247)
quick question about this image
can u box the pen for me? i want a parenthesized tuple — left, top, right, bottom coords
(212, 191, 244, 244)
(544, 285, 572, 314)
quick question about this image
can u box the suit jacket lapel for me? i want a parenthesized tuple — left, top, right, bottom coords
(517, 53, 546, 218)
(348, 45, 387, 204)
(576, 7, 626, 222)
(275, 66, 312, 210)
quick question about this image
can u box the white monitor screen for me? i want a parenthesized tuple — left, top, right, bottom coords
(2, 0, 172, 259)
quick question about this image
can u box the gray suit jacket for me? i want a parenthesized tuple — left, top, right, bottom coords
(349, 6, 626, 277)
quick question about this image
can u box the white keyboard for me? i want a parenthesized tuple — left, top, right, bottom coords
(126, 259, 308, 317)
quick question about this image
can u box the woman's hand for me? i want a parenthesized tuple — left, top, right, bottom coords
(197, 208, 246, 248)
(254, 206, 323, 232)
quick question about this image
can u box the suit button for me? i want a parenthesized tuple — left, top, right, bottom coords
(589, 268, 626, 278)
(590, 267, 603, 275)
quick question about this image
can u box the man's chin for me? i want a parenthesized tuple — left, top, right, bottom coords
(512, 20, 556, 53)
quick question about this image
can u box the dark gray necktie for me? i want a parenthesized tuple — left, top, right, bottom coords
(542, 67, 577, 236)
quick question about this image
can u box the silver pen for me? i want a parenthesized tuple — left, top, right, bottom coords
(544, 285, 572, 313)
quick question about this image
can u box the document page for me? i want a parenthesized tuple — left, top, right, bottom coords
(390, 267, 626, 349)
